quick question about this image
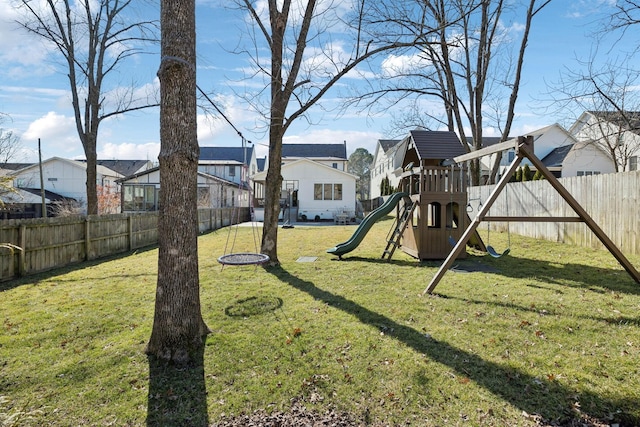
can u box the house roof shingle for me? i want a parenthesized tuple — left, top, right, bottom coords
(200, 146, 254, 163)
(379, 139, 401, 153)
(282, 143, 347, 159)
(540, 145, 573, 168)
(21, 188, 76, 202)
(93, 160, 151, 176)
(0, 163, 34, 171)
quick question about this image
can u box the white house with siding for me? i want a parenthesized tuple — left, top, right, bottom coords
(8, 157, 123, 206)
(252, 157, 358, 222)
(569, 111, 640, 172)
(370, 139, 405, 199)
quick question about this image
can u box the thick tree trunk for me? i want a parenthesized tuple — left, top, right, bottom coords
(260, 9, 287, 266)
(146, 0, 209, 364)
(85, 139, 99, 215)
(261, 126, 284, 265)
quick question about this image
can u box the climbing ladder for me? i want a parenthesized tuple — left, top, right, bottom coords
(381, 197, 417, 261)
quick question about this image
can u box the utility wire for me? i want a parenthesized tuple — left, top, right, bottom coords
(196, 85, 244, 139)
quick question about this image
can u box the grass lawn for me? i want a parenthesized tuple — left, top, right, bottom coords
(1, 217, 639, 426)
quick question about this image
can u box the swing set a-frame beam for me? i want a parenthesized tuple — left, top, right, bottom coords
(423, 135, 640, 295)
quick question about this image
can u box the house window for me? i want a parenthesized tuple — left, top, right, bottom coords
(333, 184, 342, 200)
(577, 171, 600, 177)
(197, 187, 210, 208)
(630, 156, 638, 171)
(323, 183, 332, 200)
(229, 165, 236, 177)
(332, 163, 338, 169)
(314, 183, 343, 200)
(123, 184, 157, 211)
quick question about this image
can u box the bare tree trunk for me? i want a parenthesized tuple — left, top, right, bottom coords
(146, 0, 209, 364)
(84, 135, 99, 215)
(261, 127, 283, 264)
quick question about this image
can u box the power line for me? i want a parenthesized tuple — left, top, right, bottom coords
(196, 85, 244, 140)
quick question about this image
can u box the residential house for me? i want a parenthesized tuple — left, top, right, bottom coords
(199, 146, 259, 184)
(116, 146, 257, 212)
(539, 141, 615, 177)
(488, 124, 604, 178)
(117, 166, 243, 212)
(5, 157, 124, 214)
(370, 139, 405, 199)
(252, 158, 357, 222)
(251, 143, 357, 222)
(569, 111, 640, 172)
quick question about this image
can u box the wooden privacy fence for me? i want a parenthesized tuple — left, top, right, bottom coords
(468, 171, 639, 256)
(0, 207, 249, 281)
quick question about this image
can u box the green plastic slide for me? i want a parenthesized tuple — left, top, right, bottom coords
(327, 192, 408, 258)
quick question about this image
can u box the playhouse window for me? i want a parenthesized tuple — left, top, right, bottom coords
(427, 202, 441, 228)
(446, 202, 459, 229)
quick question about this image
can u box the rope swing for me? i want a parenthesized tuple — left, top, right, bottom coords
(216, 137, 270, 268)
(194, 84, 269, 267)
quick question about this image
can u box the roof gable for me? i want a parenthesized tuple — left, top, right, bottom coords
(588, 111, 640, 135)
(8, 157, 124, 178)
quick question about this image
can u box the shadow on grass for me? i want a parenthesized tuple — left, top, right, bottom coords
(146, 344, 209, 427)
(0, 244, 158, 292)
(267, 265, 638, 426)
(472, 252, 640, 295)
(342, 250, 640, 296)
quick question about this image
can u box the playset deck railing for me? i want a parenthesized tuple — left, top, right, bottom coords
(404, 165, 468, 195)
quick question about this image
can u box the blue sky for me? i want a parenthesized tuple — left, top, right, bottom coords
(0, 0, 636, 164)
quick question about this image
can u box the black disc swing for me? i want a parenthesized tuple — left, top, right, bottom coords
(195, 85, 269, 268)
(485, 181, 511, 258)
(217, 193, 270, 267)
(216, 138, 270, 268)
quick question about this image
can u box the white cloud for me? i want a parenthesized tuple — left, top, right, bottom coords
(23, 111, 75, 143)
(380, 52, 431, 78)
(98, 141, 160, 161)
(0, 0, 57, 77)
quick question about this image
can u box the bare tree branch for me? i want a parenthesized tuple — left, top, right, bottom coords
(15, 0, 159, 215)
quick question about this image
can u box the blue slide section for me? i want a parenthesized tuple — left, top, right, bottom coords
(327, 192, 408, 258)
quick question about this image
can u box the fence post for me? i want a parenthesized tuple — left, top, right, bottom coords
(18, 224, 26, 277)
(85, 217, 91, 261)
(128, 215, 133, 250)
